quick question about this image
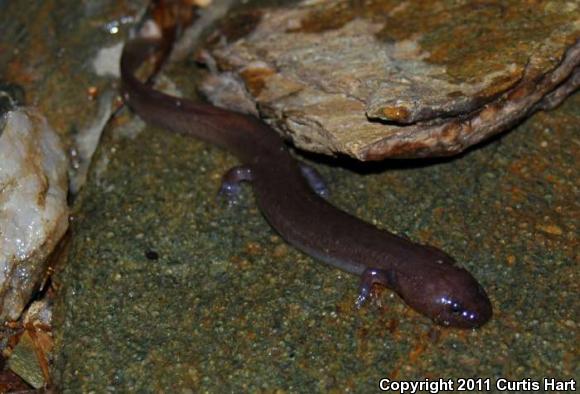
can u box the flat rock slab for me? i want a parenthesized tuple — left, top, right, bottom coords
(204, 0, 579, 159)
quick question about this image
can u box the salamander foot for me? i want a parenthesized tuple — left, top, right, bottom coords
(217, 165, 253, 205)
(300, 163, 329, 198)
(356, 268, 394, 308)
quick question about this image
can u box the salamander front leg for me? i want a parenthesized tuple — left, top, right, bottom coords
(355, 268, 396, 308)
(218, 165, 254, 205)
(300, 163, 329, 198)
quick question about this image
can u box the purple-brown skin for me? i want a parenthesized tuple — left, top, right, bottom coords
(121, 38, 492, 328)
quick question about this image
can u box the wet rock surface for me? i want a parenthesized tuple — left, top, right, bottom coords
(0, 0, 148, 192)
(0, 109, 68, 322)
(203, 0, 579, 159)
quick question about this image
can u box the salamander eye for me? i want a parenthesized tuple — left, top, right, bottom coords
(450, 302, 463, 314)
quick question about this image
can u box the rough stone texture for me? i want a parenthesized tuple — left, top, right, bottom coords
(7, 331, 47, 389)
(0, 0, 139, 137)
(7, 299, 54, 389)
(0, 109, 68, 322)
(0, 0, 148, 192)
(202, 0, 580, 159)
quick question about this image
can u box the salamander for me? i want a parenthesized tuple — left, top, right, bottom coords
(120, 36, 492, 328)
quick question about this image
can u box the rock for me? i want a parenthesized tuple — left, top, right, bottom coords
(0, 0, 149, 192)
(7, 299, 54, 389)
(201, 0, 580, 159)
(0, 109, 68, 322)
(7, 330, 47, 389)
(0, 82, 25, 119)
(23, 299, 52, 327)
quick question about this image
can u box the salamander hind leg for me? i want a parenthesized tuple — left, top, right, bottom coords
(218, 165, 254, 205)
(300, 163, 329, 198)
(355, 268, 397, 308)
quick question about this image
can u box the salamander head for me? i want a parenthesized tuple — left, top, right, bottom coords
(427, 267, 492, 328)
(396, 251, 492, 329)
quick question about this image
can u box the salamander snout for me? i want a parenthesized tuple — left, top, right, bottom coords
(426, 268, 492, 329)
(397, 260, 492, 328)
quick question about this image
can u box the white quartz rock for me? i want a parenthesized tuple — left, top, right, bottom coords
(0, 109, 69, 322)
